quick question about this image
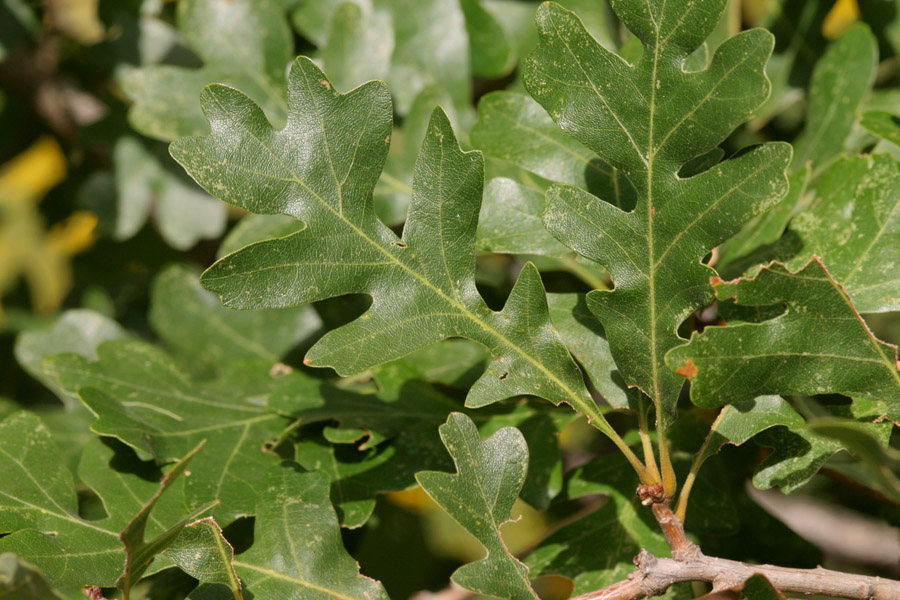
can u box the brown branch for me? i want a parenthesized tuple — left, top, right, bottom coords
(573, 486, 900, 600)
(572, 549, 900, 600)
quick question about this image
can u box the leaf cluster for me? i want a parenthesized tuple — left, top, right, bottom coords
(3, 0, 900, 598)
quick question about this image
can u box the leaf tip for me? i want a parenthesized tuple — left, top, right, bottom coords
(675, 359, 699, 379)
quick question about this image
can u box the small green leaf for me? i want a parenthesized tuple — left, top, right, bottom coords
(791, 23, 877, 177)
(667, 259, 900, 411)
(462, 0, 515, 77)
(752, 414, 891, 493)
(788, 154, 900, 313)
(121, 0, 293, 141)
(119, 442, 216, 593)
(861, 110, 900, 147)
(704, 396, 802, 453)
(742, 574, 786, 600)
(191, 463, 389, 600)
(166, 517, 243, 600)
(417, 413, 538, 600)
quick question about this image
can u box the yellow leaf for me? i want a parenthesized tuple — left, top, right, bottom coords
(0, 137, 96, 320)
(0, 136, 66, 201)
(823, 0, 860, 39)
(47, 211, 98, 255)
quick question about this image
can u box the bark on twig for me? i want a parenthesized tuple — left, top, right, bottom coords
(572, 549, 900, 600)
(575, 486, 900, 600)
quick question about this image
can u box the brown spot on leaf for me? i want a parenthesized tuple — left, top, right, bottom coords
(303, 356, 312, 366)
(651, 206, 657, 217)
(320, 79, 331, 90)
(269, 362, 293, 377)
(675, 359, 699, 379)
(499, 371, 509, 381)
(709, 276, 724, 287)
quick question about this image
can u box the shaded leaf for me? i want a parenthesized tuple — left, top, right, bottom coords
(417, 413, 538, 600)
(563, 454, 672, 589)
(554, 0, 617, 50)
(321, 2, 393, 93)
(546, 293, 626, 408)
(149, 264, 321, 374)
(526, 502, 657, 595)
(0, 554, 67, 600)
(471, 91, 635, 210)
(46, 341, 290, 522)
(667, 259, 900, 411)
(476, 178, 570, 256)
(190, 463, 389, 600)
(525, 1, 790, 425)
(120, 0, 292, 141)
(166, 517, 243, 599)
(375, 85, 456, 226)
(0, 413, 207, 593)
(741, 575, 785, 600)
(110, 136, 225, 250)
(386, 0, 471, 115)
(217, 214, 306, 258)
(14, 308, 127, 406)
(272, 361, 566, 524)
(462, 0, 515, 78)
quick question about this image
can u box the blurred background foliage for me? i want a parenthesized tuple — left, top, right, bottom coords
(3, 0, 900, 598)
